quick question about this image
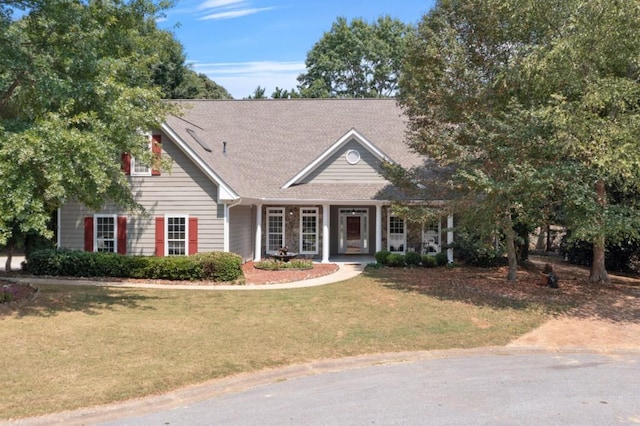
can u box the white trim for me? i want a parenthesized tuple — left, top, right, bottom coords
(57, 208, 61, 248)
(447, 215, 454, 263)
(282, 128, 394, 189)
(94, 214, 118, 253)
(375, 205, 382, 253)
(161, 123, 239, 202)
(254, 204, 263, 262)
(387, 214, 406, 253)
(164, 214, 189, 256)
(322, 204, 330, 263)
(299, 207, 319, 255)
(266, 207, 285, 253)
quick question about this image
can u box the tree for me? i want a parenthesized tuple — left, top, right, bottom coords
(172, 70, 233, 99)
(271, 86, 301, 99)
(395, 0, 557, 282)
(396, 0, 640, 283)
(0, 0, 176, 255)
(246, 85, 266, 99)
(297, 16, 412, 98)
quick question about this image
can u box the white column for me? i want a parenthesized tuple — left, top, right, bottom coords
(223, 203, 230, 252)
(254, 204, 262, 262)
(375, 205, 382, 253)
(447, 214, 454, 263)
(322, 204, 330, 263)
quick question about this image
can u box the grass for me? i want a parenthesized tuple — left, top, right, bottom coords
(0, 270, 557, 420)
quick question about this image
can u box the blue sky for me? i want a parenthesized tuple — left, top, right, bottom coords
(160, 0, 436, 99)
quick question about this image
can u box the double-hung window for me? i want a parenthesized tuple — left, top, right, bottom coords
(388, 215, 406, 253)
(166, 215, 187, 256)
(267, 208, 284, 252)
(95, 215, 117, 253)
(300, 208, 318, 254)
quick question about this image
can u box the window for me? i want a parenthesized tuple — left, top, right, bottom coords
(300, 208, 318, 254)
(166, 216, 187, 256)
(267, 208, 284, 252)
(131, 155, 151, 176)
(95, 215, 117, 252)
(345, 149, 361, 165)
(124, 134, 161, 176)
(422, 221, 441, 255)
(388, 215, 406, 253)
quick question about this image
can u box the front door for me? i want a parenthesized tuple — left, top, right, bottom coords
(339, 208, 369, 254)
(346, 216, 361, 253)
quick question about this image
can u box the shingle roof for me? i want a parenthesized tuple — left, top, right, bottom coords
(164, 99, 422, 202)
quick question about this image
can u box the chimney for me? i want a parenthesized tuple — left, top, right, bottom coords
(223, 141, 227, 155)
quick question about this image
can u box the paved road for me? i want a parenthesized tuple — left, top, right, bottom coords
(92, 351, 640, 426)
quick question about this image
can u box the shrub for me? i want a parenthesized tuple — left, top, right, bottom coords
(386, 253, 405, 267)
(25, 249, 243, 282)
(421, 255, 437, 268)
(404, 251, 422, 266)
(452, 231, 507, 267)
(435, 251, 449, 266)
(254, 259, 313, 271)
(374, 250, 391, 265)
(194, 252, 243, 282)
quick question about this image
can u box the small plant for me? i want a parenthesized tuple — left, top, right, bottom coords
(435, 251, 449, 266)
(421, 255, 437, 268)
(374, 250, 391, 265)
(405, 251, 422, 266)
(254, 259, 313, 271)
(0, 286, 14, 303)
(386, 253, 405, 267)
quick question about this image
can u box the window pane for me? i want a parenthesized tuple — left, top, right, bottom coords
(96, 216, 115, 253)
(166, 217, 187, 256)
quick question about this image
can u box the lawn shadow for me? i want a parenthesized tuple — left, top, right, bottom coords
(0, 283, 160, 318)
(364, 263, 640, 324)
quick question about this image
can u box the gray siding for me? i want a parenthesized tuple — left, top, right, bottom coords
(229, 205, 253, 260)
(302, 139, 386, 184)
(59, 132, 224, 255)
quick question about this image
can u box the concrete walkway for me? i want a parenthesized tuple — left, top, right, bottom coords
(0, 256, 367, 290)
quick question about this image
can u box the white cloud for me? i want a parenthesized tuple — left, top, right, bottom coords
(199, 7, 273, 20)
(192, 61, 306, 98)
(194, 0, 273, 21)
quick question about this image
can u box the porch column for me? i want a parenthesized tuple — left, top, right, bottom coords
(223, 203, 230, 252)
(447, 214, 454, 263)
(375, 205, 382, 253)
(254, 204, 262, 262)
(322, 204, 330, 263)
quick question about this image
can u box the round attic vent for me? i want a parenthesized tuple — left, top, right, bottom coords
(345, 149, 361, 165)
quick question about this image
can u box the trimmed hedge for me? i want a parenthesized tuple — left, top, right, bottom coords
(24, 249, 243, 282)
(404, 251, 422, 266)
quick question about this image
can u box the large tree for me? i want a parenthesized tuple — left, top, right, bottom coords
(297, 16, 412, 98)
(0, 0, 176, 254)
(396, 0, 640, 283)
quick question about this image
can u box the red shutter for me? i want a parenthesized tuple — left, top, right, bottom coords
(117, 216, 127, 255)
(121, 153, 131, 175)
(188, 217, 198, 255)
(151, 134, 162, 176)
(84, 217, 94, 252)
(155, 217, 165, 257)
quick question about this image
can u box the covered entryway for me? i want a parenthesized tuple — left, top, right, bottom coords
(338, 208, 369, 254)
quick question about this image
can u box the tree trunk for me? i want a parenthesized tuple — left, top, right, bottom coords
(503, 212, 518, 283)
(4, 244, 13, 272)
(590, 179, 609, 283)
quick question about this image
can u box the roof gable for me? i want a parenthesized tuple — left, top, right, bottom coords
(282, 128, 394, 188)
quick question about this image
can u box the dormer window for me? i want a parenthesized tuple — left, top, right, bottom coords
(122, 134, 162, 176)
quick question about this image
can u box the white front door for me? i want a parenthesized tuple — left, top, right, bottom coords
(338, 209, 369, 254)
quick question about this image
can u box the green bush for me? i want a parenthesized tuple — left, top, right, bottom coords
(404, 251, 422, 266)
(421, 255, 438, 267)
(24, 249, 243, 282)
(375, 250, 391, 265)
(194, 252, 243, 282)
(435, 251, 449, 266)
(253, 259, 313, 271)
(386, 253, 405, 267)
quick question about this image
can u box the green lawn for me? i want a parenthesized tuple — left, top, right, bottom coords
(0, 271, 551, 420)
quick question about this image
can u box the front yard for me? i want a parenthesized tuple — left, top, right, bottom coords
(1, 260, 636, 420)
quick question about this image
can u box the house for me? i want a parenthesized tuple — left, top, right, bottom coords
(58, 99, 453, 263)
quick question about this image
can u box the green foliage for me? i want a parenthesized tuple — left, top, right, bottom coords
(253, 259, 313, 271)
(374, 250, 391, 265)
(386, 253, 405, 267)
(298, 16, 412, 98)
(421, 255, 437, 268)
(0, 0, 181, 247)
(171, 70, 233, 100)
(404, 251, 422, 266)
(24, 249, 243, 282)
(434, 252, 448, 266)
(193, 252, 243, 282)
(0, 287, 14, 303)
(452, 231, 507, 268)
